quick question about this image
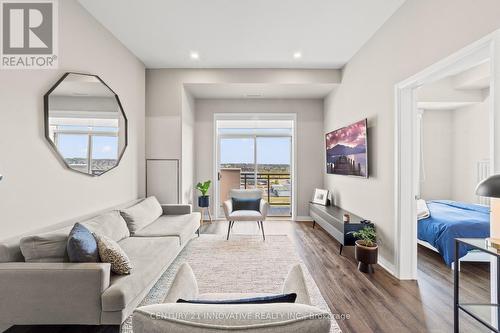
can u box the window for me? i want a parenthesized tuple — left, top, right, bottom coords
(51, 119, 120, 175)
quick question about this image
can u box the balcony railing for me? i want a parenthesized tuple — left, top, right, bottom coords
(241, 172, 291, 208)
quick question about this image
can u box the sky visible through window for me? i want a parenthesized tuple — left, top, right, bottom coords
(58, 134, 118, 159)
(220, 137, 291, 165)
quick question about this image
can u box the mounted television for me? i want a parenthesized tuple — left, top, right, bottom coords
(325, 119, 368, 178)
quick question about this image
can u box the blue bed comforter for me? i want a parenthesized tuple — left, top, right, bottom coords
(418, 200, 490, 266)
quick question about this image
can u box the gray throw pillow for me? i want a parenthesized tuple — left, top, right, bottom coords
(67, 223, 99, 263)
(120, 196, 163, 234)
(80, 210, 130, 242)
(94, 233, 132, 275)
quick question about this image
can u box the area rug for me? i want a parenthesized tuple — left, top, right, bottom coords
(121, 234, 341, 333)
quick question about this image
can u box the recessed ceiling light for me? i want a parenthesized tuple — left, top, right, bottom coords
(190, 51, 199, 60)
(245, 93, 263, 98)
(293, 51, 302, 59)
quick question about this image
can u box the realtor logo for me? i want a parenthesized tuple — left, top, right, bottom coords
(1, 0, 58, 69)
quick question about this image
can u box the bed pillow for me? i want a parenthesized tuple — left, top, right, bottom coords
(120, 196, 163, 234)
(67, 223, 99, 263)
(417, 199, 430, 220)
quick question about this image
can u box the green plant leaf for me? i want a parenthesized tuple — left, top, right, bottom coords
(349, 227, 376, 247)
(196, 180, 211, 196)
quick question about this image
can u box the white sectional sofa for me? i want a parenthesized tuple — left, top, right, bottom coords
(0, 197, 201, 327)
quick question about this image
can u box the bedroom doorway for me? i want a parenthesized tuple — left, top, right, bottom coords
(395, 30, 500, 280)
(414, 61, 492, 271)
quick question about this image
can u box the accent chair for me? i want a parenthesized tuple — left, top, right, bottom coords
(223, 189, 269, 240)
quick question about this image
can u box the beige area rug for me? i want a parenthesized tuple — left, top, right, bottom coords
(122, 234, 341, 333)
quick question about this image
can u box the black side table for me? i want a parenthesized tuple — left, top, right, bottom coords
(454, 238, 500, 332)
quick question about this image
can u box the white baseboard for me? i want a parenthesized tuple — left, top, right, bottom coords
(295, 215, 313, 221)
(377, 255, 397, 277)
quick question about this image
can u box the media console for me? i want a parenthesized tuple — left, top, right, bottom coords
(309, 202, 372, 255)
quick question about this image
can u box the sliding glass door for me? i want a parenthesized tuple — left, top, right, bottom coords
(256, 137, 292, 216)
(217, 135, 292, 217)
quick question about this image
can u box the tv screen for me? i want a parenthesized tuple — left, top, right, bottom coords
(325, 119, 368, 177)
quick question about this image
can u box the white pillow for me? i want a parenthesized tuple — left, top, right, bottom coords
(120, 196, 163, 234)
(417, 199, 430, 220)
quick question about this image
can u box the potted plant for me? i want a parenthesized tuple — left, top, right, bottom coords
(351, 226, 378, 273)
(196, 180, 211, 208)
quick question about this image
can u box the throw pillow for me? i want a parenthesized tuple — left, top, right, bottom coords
(177, 293, 297, 304)
(94, 233, 132, 275)
(80, 211, 130, 242)
(120, 196, 163, 234)
(232, 198, 261, 212)
(67, 223, 99, 262)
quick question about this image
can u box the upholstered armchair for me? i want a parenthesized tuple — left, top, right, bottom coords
(223, 189, 269, 240)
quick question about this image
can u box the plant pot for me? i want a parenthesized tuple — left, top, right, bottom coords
(198, 195, 210, 208)
(354, 240, 378, 273)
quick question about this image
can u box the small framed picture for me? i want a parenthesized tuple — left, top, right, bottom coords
(312, 188, 329, 206)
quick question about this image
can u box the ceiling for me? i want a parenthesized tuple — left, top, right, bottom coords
(185, 83, 336, 99)
(78, 0, 405, 69)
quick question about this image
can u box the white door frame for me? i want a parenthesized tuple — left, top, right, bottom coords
(213, 113, 297, 220)
(394, 30, 500, 280)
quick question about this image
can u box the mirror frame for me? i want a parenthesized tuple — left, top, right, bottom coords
(43, 72, 128, 176)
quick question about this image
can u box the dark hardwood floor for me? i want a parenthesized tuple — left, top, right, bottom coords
(6, 220, 490, 333)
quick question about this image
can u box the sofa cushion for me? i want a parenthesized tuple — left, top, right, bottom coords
(133, 303, 331, 333)
(120, 197, 163, 235)
(95, 234, 133, 275)
(0, 239, 24, 263)
(80, 211, 130, 242)
(67, 223, 99, 263)
(132, 213, 201, 245)
(20, 227, 72, 262)
(101, 237, 180, 311)
(228, 210, 264, 221)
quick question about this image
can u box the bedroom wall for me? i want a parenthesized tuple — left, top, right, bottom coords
(452, 92, 490, 203)
(420, 110, 454, 200)
(420, 93, 490, 204)
(0, 0, 146, 240)
(195, 99, 324, 218)
(323, 0, 500, 268)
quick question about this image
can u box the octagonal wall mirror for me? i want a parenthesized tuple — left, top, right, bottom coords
(44, 73, 127, 176)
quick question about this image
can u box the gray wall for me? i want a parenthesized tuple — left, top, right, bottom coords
(324, 0, 500, 266)
(195, 99, 324, 218)
(146, 69, 340, 205)
(0, 0, 145, 240)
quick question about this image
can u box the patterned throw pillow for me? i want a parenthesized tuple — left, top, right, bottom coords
(94, 233, 133, 275)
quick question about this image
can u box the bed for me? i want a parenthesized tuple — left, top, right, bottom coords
(417, 200, 490, 267)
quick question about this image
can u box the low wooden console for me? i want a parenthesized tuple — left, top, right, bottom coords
(309, 202, 372, 255)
